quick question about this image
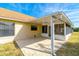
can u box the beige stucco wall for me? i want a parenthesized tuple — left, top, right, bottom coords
(41, 16, 51, 25)
(39, 16, 51, 37)
(14, 23, 42, 41)
(0, 19, 42, 44)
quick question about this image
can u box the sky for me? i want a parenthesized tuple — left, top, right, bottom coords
(0, 3, 79, 27)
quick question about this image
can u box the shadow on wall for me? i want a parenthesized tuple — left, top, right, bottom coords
(13, 24, 46, 48)
(13, 24, 52, 55)
(13, 41, 24, 56)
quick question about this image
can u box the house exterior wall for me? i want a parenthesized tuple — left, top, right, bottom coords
(0, 20, 42, 44)
(0, 15, 73, 44)
(40, 16, 73, 40)
(40, 16, 51, 37)
(14, 23, 42, 41)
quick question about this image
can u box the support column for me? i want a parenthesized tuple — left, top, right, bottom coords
(51, 16, 56, 56)
(71, 27, 73, 33)
(64, 23, 66, 39)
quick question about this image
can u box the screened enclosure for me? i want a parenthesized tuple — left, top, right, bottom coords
(0, 21, 15, 37)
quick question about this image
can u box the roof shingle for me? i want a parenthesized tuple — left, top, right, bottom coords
(0, 8, 36, 23)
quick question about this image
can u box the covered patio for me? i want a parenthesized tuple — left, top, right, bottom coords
(36, 12, 73, 55)
(15, 37, 66, 56)
(14, 12, 73, 56)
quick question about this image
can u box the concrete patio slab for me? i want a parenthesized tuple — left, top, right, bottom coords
(15, 37, 66, 56)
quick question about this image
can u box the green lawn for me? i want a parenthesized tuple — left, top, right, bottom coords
(56, 32, 79, 56)
(0, 41, 23, 56)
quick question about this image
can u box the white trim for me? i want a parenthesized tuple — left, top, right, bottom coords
(41, 33, 49, 37)
(65, 33, 72, 40)
(0, 36, 14, 44)
(64, 23, 66, 39)
(51, 16, 56, 55)
(55, 35, 65, 40)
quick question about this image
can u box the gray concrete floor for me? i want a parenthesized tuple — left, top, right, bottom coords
(15, 37, 66, 56)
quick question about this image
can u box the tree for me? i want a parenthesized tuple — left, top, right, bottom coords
(74, 27, 79, 32)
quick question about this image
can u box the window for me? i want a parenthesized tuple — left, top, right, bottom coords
(0, 22, 15, 37)
(42, 25, 47, 33)
(31, 25, 37, 31)
(55, 24, 64, 35)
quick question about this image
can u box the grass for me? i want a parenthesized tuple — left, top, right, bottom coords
(0, 41, 23, 56)
(56, 32, 79, 56)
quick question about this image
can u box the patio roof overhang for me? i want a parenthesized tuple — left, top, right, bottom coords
(37, 12, 73, 28)
(52, 12, 73, 27)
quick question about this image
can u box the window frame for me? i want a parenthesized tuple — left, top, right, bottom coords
(42, 25, 47, 33)
(31, 25, 37, 31)
(55, 24, 64, 35)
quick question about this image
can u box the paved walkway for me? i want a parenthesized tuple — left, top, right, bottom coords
(15, 37, 66, 56)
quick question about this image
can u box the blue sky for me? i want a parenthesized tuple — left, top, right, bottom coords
(0, 3, 79, 27)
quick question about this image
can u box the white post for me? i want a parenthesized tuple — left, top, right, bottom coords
(64, 23, 66, 39)
(71, 27, 73, 33)
(51, 16, 56, 56)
